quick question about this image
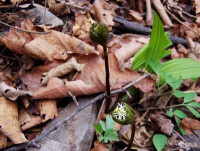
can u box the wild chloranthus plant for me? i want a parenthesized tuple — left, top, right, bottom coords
(112, 102, 135, 150)
(90, 22, 111, 112)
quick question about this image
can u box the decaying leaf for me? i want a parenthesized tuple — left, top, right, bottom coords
(188, 38, 200, 61)
(38, 100, 58, 122)
(193, 0, 200, 14)
(0, 81, 32, 101)
(19, 108, 42, 131)
(0, 19, 99, 61)
(0, 97, 27, 144)
(0, 133, 7, 149)
(41, 57, 85, 85)
(91, 141, 108, 151)
(152, 0, 173, 27)
(150, 112, 174, 135)
(73, 13, 95, 41)
(180, 118, 200, 134)
(92, 0, 115, 29)
(48, 0, 70, 16)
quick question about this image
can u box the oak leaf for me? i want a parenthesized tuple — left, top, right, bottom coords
(0, 97, 27, 144)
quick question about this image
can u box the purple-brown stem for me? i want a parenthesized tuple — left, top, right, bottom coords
(103, 45, 111, 113)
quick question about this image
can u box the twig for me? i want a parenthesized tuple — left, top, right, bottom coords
(43, 0, 47, 25)
(68, 91, 79, 107)
(4, 73, 150, 151)
(0, 20, 51, 35)
(165, 8, 200, 37)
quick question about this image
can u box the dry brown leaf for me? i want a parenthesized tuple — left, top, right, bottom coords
(38, 100, 58, 122)
(188, 38, 200, 61)
(0, 97, 27, 144)
(19, 108, 42, 131)
(91, 141, 108, 151)
(0, 19, 99, 61)
(150, 112, 174, 135)
(92, 0, 115, 29)
(48, 0, 70, 16)
(0, 133, 7, 149)
(73, 13, 95, 41)
(26, 53, 154, 99)
(152, 0, 173, 27)
(180, 118, 200, 134)
(41, 57, 85, 85)
(179, 23, 200, 40)
(0, 81, 32, 101)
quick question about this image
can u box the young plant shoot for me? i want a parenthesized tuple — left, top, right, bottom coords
(90, 22, 111, 112)
(112, 102, 135, 150)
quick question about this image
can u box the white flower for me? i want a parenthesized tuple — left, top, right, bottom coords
(112, 103, 127, 121)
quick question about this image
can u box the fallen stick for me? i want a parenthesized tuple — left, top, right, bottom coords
(113, 16, 189, 48)
(4, 74, 150, 151)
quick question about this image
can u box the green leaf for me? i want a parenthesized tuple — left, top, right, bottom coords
(188, 102, 200, 108)
(174, 116, 186, 135)
(173, 90, 185, 98)
(131, 11, 172, 72)
(94, 124, 103, 135)
(184, 92, 196, 103)
(186, 106, 200, 118)
(99, 120, 106, 131)
(153, 134, 168, 151)
(106, 114, 115, 130)
(103, 129, 119, 143)
(159, 58, 200, 85)
(174, 110, 187, 119)
(166, 108, 173, 117)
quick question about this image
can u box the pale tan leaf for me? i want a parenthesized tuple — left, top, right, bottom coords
(152, 0, 173, 27)
(188, 38, 200, 61)
(10, 0, 23, 5)
(0, 97, 27, 144)
(0, 133, 7, 149)
(92, 0, 115, 29)
(193, 0, 200, 14)
(19, 108, 42, 131)
(41, 57, 85, 85)
(0, 81, 32, 101)
(38, 100, 58, 122)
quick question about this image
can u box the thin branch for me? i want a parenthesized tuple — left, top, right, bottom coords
(43, 0, 47, 25)
(0, 20, 51, 35)
(4, 73, 150, 151)
(68, 91, 79, 107)
(165, 8, 200, 37)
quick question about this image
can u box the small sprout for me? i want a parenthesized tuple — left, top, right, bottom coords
(89, 22, 109, 46)
(111, 102, 135, 150)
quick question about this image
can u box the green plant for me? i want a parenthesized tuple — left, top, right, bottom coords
(111, 102, 135, 150)
(90, 22, 111, 112)
(93, 114, 119, 144)
(153, 134, 168, 151)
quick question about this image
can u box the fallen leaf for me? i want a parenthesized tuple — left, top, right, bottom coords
(180, 118, 200, 134)
(19, 108, 42, 131)
(92, 0, 115, 29)
(38, 100, 58, 122)
(0, 19, 99, 61)
(150, 112, 174, 135)
(73, 13, 95, 41)
(129, 10, 143, 22)
(48, 0, 70, 16)
(188, 38, 200, 61)
(0, 97, 27, 144)
(0, 133, 7, 149)
(0, 81, 32, 101)
(41, 57, 85, 85)
(10, 0, 23, 5)
(193, 0, 200, 14)
(91, 141, 108, 151)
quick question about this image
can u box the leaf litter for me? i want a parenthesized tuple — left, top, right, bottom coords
(0, 0, 200, 150)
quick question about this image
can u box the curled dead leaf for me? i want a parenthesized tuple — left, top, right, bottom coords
(41, 57, 85, 85)
(38, 100, 58, 122)
(0, 97, 27, 144)
(0, 81, 32, 101)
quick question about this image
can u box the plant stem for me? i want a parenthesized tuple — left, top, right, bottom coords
(127, 123, 135, 151)
(103, 45, 111, 113)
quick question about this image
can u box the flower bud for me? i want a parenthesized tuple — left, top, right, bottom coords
(89, 22, 109, 46)
(111, 102, 135, 125)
